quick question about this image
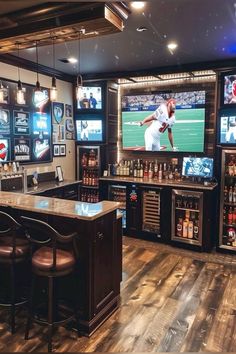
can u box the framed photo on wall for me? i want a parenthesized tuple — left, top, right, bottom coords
(53, 144, 60, 156)
(59, 144, 66, 156)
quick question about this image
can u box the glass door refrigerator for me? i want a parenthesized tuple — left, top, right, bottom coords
(219, 149, 236, 251)
(171, 189, 203, 247)
(108, 184, 127, 230)
(76, 145, 105, 203)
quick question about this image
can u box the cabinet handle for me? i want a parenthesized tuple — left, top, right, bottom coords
(97, 232, 104, 240)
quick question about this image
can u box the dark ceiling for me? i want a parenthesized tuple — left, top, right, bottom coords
(1, 0, 236, 80)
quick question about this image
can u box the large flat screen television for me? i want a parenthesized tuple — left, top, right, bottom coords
(218, 108, 236, 145)
(76, 120, 103, 142)
(221, 72, 236, 105)
(77, 86, 102, 110)
(121, 90, 206, 152)
(182, 157, 214, 178)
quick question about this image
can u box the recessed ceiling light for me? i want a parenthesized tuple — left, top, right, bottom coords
(167, 42, 178, 50)
(131, 2, 145, 10)
(136, 26, 148, 32)
(68, 57, 78, 64)
(59, 57, 78, 64)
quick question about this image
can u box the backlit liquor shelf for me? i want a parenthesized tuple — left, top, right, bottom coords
(100, 176, 217, 251)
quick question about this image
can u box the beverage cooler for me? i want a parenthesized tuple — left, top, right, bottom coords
(139, 185, 162, 240)
(76, 145, 105, 203)
(171, 189, 203, 247)
(219, 149, 236, 251)
(107, 184, 127, 230)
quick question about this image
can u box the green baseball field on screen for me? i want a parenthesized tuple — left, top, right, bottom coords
(121, 108, 205, 152)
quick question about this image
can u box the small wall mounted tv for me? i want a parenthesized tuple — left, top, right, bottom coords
(182, 157, 214, 178)
(221, 72, 236, 105)
(76, 120, 103, 142)
(218, 107, 236, 145)
(77, 86, 102, 110)
(121, 90, 206, 152)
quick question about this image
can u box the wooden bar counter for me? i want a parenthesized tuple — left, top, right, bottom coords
(0, 191, 122, 336)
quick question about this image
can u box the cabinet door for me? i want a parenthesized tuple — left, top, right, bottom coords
(63, 184, 79, 200)
(171, 189, 203, 246)
(93, 213, 116, 315)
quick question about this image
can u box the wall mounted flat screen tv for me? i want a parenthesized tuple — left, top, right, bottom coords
(121, 90, 206, 152)
(218, 108, 236, 145)
(221, 72, 236, 105)
(77, 86, 102, 110)
(182, 157, 214, 178)
(76, 120, 103, 142)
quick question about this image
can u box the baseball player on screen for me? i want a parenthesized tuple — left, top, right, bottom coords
(139, 98, 178, 151)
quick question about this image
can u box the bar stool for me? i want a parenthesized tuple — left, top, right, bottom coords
(0, 210, 30, 334)
(21, 216, 79, 352)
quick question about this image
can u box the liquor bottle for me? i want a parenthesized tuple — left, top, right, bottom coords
(153, 161, 158, 179)
(144, 160, 148, 178)
(183, 210, 189, 238)
(228, 155, 234, 176)
(233, 186, 236, 204)
(229, 186, 233, 203)
(188, 212, 194, 239)
(158, 163, 163, 180)
(140, 160, 144, 178)
(83, 170, 86, 184)
(223, 206, 227, 223)
(130, 160, 134, 177)
(228, 206, 233, 224)
(224, 186, 228, 202)
(233, 207, 236, 224)
(176, 217, 183, 237)
(133, 162, 137, 178)
(137, 159, 141, 178)
(193, 215, 199, 240)
(148, 161, 153, 179)
(163, 163, 168, 179)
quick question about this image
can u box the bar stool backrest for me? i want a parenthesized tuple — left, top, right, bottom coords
(0, 211, 23, 257)
(21, 216, 76, 271)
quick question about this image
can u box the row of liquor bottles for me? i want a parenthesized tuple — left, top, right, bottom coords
(175, 209, 199, 240)
(110, 159, 181, 180)
(80, 189, 99, 203)
(82, 169, 99, 186)
(0, 161, 22, 175)
(223, 205, 236, 225)
(224, 184, 236, 203)
(81, 149, 98, 167)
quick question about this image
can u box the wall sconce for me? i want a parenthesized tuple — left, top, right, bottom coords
(50, 36, 58, 102)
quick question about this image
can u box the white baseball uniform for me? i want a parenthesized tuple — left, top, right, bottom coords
(144, 103, 175, 151)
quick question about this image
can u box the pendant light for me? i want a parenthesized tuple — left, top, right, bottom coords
(33, 40, 42, 102)
(0, 80, 4, 103)
(16, 43, 25, 105)
(50, 36, 58, 102)
(75, 29, 84, 100)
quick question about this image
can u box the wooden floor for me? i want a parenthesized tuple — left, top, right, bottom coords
(0, 236, 236, 352)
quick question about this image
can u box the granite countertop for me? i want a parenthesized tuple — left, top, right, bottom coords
(99, 176, 218, 191)
(26, 179, 82, 194)
(0, 191, 120, 220)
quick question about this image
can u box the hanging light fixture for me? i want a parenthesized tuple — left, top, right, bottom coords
(16, 42, 25, 105)
(50, 36, 58, 102)
(33, 40, 42, 102)
(75, 29, 85, 100)
(0, 80, 4, 103)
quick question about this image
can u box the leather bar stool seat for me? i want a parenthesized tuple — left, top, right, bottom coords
(32, 246, 75, 272)
(21, 216, 79, 352)
(0, 210, 29, 334)
(0, 236, 29, 260)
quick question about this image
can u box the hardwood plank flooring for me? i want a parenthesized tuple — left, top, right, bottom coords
(0, 236, 235, 352)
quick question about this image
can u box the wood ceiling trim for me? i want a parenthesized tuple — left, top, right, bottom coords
(0, 2, 125, 54)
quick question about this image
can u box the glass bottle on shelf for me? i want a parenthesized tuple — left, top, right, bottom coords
(176, 217, 183, 237)
(183, 210, 189, 238)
